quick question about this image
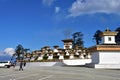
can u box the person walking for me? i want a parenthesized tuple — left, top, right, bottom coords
(19, 61, 23, 71)
(13, 60, 16, 68)
(23, 60, 26, 67)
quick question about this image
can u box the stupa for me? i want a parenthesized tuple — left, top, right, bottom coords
(88, 28, 120, 69)
(61, 39, 73, 49)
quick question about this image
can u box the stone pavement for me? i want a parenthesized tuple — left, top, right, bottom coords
(0, 66, 120, 80)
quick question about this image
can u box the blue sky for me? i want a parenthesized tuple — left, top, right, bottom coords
(0, 0, 120, 57)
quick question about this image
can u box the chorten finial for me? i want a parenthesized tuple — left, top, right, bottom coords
(107, 27, 109, 30)
(105, 27, 111, 32)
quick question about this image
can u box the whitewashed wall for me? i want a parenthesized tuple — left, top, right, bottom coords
(103, 36, 116, 44)
(92, 51, 120, 64)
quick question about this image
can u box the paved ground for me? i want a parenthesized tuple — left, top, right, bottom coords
(0, 66, 120, 80)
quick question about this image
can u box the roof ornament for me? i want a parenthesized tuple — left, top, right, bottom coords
(105, 27, 111, 32)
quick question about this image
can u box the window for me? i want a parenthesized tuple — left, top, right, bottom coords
(108, 37, 111, 41)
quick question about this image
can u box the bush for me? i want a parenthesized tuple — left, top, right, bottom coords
(43, 54, 48, 60)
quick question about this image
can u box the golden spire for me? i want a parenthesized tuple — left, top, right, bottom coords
(105, 27, 111, 32)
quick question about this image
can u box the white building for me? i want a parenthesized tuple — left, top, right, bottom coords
(62, 39, 73, 49)
(88, 28, 120, 69)
(100, 29, 117, 44)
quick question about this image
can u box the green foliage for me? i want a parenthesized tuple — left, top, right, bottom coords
(115, 27, 120, 44)
(64, 56, 70, 59)
(34, 56, 39, 61)
(72, 32, 84, 48)
(43, 54, 48, 60)
(93, 30, 102, 45)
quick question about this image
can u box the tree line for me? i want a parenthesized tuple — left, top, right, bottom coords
(93, 27, 120, 45)
(72, 27, 120, 49)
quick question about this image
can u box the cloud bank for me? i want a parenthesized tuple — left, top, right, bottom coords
(69, 0, 120, 17)
(0, 48, 15, 56)
(4, 48, 15, 56)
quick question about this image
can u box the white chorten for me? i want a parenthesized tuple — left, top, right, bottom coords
(88, 28, 120, 69)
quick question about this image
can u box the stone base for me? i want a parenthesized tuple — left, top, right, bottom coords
(24, 62, 65, 67)
(86, 63, 120, 69)
(63, 59, 91, 66)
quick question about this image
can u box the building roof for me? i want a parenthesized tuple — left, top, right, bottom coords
(89, 44, 120, 52)
(61, 39, 73, 42)
(100, 28, 117, 36)
(53, 45, 59, 48)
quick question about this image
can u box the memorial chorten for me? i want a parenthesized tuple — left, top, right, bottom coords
(62, 39, 73, 49)
(88, 28, 120, 69)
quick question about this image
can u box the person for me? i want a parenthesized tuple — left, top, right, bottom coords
(19, 61, 23, 71)
(23, 60, 26, 67)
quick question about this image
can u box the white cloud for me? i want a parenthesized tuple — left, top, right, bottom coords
(55, 7, 60, 13)
(0, 48, 15, 56)
(0, 51, 6, 56)
(42, 0, 55, 6)
(69, 0, 120, 17)
(4, 48, 15, 56)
